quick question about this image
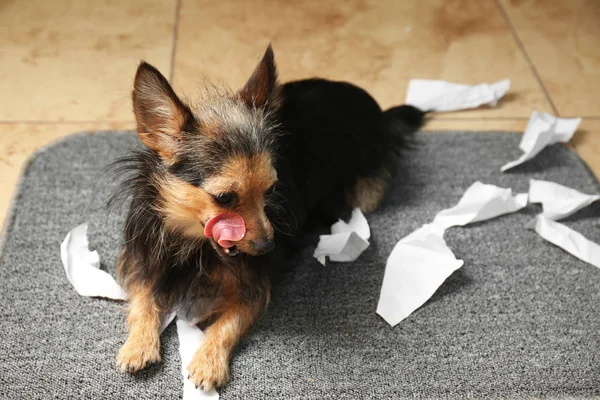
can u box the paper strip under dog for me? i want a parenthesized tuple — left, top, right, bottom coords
(60, 224, 218, 399)
(313, 208, 371, 265)
(177, 314, 219, 399)
(404, 79, 510, 112)
(60, 223, 128, 300)
(378, 182, 527, 327)
(501, 112, 581, 172)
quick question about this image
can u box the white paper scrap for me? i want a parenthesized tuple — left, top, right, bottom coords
(432, 181, 528, 231)
(60, 223, 128, 300)
(160, 311, 177, 334)
(501, 112, 581, 172)
(526, 180, 600, 270)
(405, 79, 510, 112)
(529, 179, 600, 221)
(376, 224, 464, 327)
(532, 215, 600, 269)
(313, 208, 370, 265)
(177, 314, 220, 399)
(331, 208, 371, 240)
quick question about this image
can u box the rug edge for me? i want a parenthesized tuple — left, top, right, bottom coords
(0, 130, 135, 260)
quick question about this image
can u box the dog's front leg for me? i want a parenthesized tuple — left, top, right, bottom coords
(116, 284, 162, 372)
(187, 296, 265, 390)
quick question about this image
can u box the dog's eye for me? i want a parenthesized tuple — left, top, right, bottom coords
(265, 183, 276, 196)
(214, 192, 236, 206)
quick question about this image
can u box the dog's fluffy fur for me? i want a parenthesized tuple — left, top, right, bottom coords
(111, 45, 424, 390)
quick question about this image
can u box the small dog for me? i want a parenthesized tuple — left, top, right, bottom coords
(112, 45, 424, 390)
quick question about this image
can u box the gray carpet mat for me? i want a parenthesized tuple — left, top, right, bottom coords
(0, 131, 599, 399)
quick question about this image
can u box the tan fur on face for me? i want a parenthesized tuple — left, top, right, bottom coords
(158, 177, 216, 238)
(158, 152, 277, 252)
(204, 153, 277, 253)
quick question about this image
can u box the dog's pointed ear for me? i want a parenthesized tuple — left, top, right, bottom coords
(132, 62, 193, 163)
(239, 45, 278, 108)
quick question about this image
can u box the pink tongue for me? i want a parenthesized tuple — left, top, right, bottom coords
(204, 213, 246, 248)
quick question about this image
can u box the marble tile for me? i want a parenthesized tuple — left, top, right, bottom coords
(0, 123, 134, 231)
(173, 0, 552, 117)
(0, 0, 176, 122)
(499, 0, 600, 117)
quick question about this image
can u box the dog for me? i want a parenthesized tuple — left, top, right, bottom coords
(111, 45, 424, 391)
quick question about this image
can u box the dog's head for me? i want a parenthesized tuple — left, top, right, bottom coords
(132, 46, 280, 265)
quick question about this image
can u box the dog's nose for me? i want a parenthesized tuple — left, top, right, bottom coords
(252, 239, 275, 254)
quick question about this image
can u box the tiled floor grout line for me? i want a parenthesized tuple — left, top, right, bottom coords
(494, 0, 560, 117)
(168, 0, 183, 84)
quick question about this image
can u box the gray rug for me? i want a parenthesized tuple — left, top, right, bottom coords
(1, 131, 599, 399)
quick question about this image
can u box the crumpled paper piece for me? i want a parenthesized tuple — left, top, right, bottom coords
(404, 79, 510, 112)
(378, 182, 526, 327)
(528, 179, 599, 221)
(60, 223, 128, 300)
(313, 208, 371, 265)
(60, 224, 218, 399)
(531, 216, 600, 269)
(376, 224, 463, 327)
(501, 112, 581, 172)
(527, 180, 600, 269)
(432, 181, 528, 230)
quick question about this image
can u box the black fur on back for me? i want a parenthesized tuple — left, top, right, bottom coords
(276, 78, 425, 226)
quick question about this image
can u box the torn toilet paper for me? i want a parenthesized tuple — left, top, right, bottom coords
(377, 182, 527, 327)
(376, 224, 463, 327)
(501, 112, 581, 172)
(528, 179, 599, 221)
(60, 223, 128, 300)
(432, 181, 528, 230)
(60, 224, 218, 399)
(527, 180, 600, 269)
(531, 216, 600, 269)
(313, 208, 370, 265)
(404, 79, 510, 112)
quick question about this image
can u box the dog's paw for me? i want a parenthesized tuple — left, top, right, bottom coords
(116, 338, 161, 373)
(187, 345, 230, 391)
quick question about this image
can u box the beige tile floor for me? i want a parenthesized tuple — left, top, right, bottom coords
(1, 0, 599, 230)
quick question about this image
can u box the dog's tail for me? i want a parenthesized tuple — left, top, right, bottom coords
(381, 105, 427, 148)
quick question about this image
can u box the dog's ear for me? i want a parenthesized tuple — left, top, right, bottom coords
(132, 62, 193, 163)
(239, 44, 278, 108)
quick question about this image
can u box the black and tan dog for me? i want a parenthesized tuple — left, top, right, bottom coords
(112, 45, 423, 391)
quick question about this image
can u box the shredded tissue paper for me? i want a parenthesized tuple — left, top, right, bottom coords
(404, 79, 510, 112)
(501, 112, 582, 172)
(313, 208, 371, 265)
(527, 180, 600, 269)
(60, 224, 219, 400)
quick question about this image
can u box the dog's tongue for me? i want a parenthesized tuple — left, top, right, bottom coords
(204, 213, 246, 248)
